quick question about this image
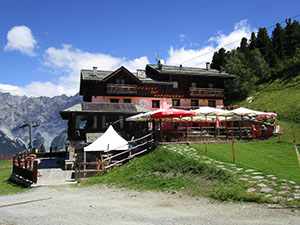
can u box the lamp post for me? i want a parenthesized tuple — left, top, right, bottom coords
(19, 123, 39, 151)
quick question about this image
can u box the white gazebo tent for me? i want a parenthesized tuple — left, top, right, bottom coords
(83, 125, 129, 166)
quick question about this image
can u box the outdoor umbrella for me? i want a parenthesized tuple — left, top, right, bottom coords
(230, 107, 265, 117)
(126, 109, 166, 121)
(256, 112, 277, 120)
(192, 106, 232, 116)
(150, 108, 195, 119)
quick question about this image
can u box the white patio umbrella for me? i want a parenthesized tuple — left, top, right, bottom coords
(230, 107, 265, 117)
(125, 109, 166, 122)
(192, 107, 232, 116)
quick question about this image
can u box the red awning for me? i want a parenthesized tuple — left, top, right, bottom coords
(150, 108, 195, 119)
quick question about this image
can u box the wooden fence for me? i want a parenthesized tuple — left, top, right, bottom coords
(75, 132, 155, 179)
(10, 151, 38, 186)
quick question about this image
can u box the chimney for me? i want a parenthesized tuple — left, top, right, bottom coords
(158, 60, 163, 70)
(206, 62, 210, 70)
(93, 66, 97, 75)
(137, 69, 146, 78)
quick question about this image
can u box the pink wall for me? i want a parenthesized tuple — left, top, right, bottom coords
(92, 96, 224, 110)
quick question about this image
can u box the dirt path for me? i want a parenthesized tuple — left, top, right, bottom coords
(0, 185, 300, 225)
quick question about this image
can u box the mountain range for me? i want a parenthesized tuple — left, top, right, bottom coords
(0, 91, 82, 156)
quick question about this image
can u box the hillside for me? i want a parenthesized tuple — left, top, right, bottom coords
(241, 75, 300, 123)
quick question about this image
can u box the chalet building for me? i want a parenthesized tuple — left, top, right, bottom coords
(60, 61, 234, 162)
(80, 62, 234, 110)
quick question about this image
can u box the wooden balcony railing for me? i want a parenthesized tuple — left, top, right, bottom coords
(107, 84, 138, 95)
(189, 87, 224, 98)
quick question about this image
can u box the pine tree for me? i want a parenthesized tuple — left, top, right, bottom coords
(211, 48, 228, 71)
(272, 23, 286, 60)
(285, 19, 300, 57)
(249, 32, 257, 50)
(256, 28, 272, 61)
(239, 37, 248, 53)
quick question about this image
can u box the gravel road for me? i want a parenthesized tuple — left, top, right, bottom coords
(0, 185, 299, 225)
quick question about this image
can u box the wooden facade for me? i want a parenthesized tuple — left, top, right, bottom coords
(80, 64, 234, 108)
(60, 102, 149, 143)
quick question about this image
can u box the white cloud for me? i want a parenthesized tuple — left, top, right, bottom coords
(166, 19, 253, 67)
(4, 25, 37, 56)
(166, 45, 215, 67)
(209, 19, 253, 50)
(0, 44, 149, 97)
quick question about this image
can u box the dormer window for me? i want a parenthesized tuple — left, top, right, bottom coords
(208, 83, 214, 88)
(191, 82, 196, 88)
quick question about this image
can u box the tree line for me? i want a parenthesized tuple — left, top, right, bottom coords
(211, 18, 300, 104)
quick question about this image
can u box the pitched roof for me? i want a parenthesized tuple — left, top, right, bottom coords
(146, 64, 235, 78)
(103, 66, 141, 83)
(81, 69, 112, 81)
(60, 102, 149, 119)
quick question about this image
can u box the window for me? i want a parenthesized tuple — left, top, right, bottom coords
(116, 79, 125, 84)
(173, 81, 178, 89)
(172, 99, 180, 107)
(124, 99, 131, 103)
(152, 100, 160, 108)
(191, 82, 196, 88)
(208, 100, 216, 108)
(102, 115, 123, 129)
(75, 115, 97, 129)
(208, 83, 214, 88)
(191, 100, 199, 107)
(110, 98, 119, 103)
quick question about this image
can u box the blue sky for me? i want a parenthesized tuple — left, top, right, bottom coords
(0, 0, 299, 97)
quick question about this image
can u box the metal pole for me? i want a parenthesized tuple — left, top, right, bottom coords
(29, 123, 32, 151)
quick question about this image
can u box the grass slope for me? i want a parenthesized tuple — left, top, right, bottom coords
(191, 141, 300, 182)
(242, 76, 300, 123)
(0, 160, 28, 195)
(84, 146, 264, 203)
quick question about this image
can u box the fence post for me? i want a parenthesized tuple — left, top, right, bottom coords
(129, 149, 132, 161)
(32, 160, 38, 183)
(17, 155, 20, 167)
(96, 158, 99, 174)
(232, 136, 235, 163)
(256, 123, 260, 142)
(204, 132, 207, 153)
(159, 118, 162, 142)
(186, 127, 189, 143)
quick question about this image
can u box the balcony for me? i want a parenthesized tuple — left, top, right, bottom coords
(189, 87, 224, 98)
(107, 84, 138, 95)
